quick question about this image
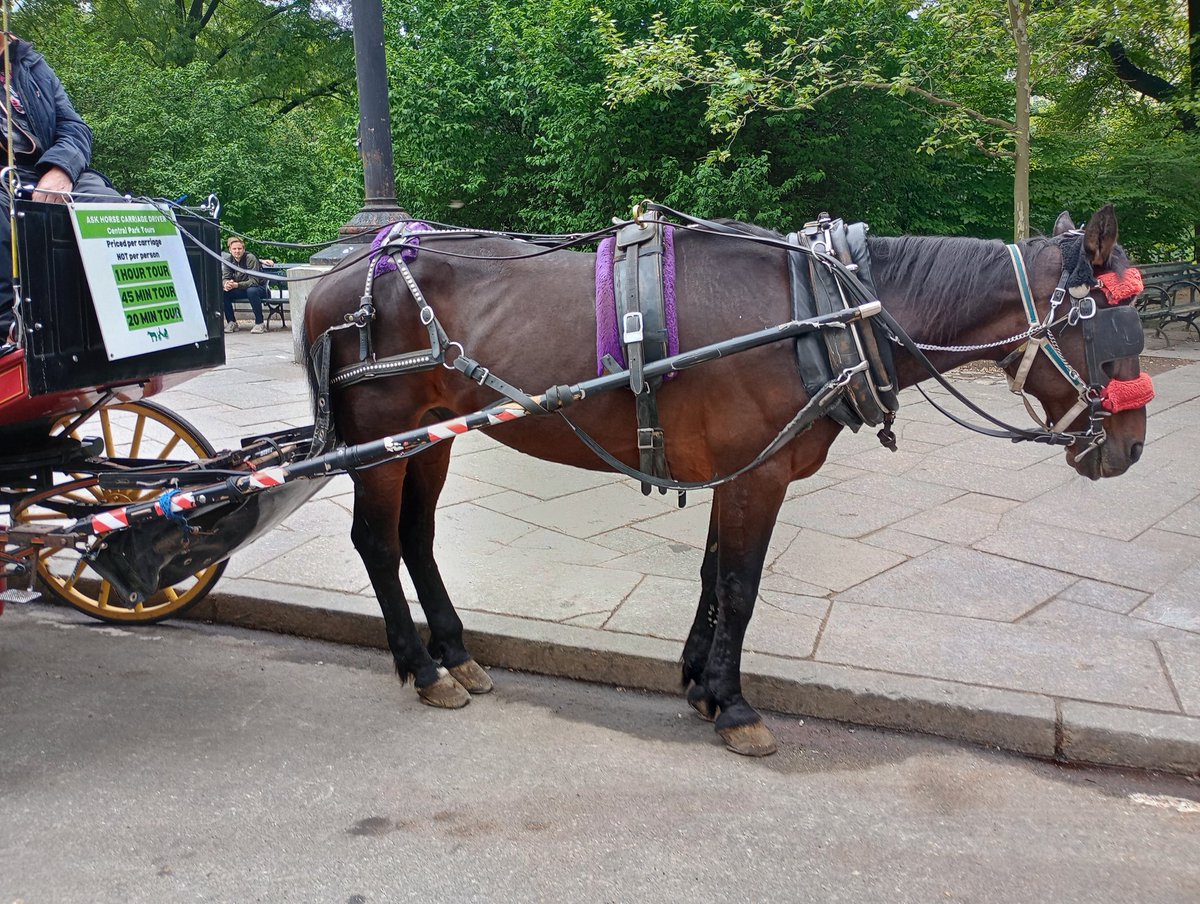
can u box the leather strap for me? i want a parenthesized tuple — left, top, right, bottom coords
(789, 215, 897, 429)
(307, 330, 337, 456)
(787, 233, 858, 429)
(612, 220, 674, 494)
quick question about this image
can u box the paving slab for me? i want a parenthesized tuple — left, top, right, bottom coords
(1021, 600, 1200, 647)
(837, 546, 1074, 620)
(974, 520, 1198, 593)
(1160, 642, 1200, 716)
(1057, 578, 1148, 614)
(777, 487, 919, 538)
(816, 602, 1179, 710)
(770, 529, 907, 592)
(1132, 566, 1200, 633)
(889, 501, 1004, 545)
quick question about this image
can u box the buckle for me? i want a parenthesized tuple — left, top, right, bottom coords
(623, 311, 644, 344)
(1069, 296, 1097, 325)
(637, 427, 656, 450)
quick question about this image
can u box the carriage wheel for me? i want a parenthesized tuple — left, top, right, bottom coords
(12, 400, 227, 624)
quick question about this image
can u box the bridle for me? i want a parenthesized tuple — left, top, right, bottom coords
(998, 233, 1150, 459)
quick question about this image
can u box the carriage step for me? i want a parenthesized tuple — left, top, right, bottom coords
(0, 588, 42, 604)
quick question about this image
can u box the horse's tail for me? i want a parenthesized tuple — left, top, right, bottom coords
(300, 317, 338, 455)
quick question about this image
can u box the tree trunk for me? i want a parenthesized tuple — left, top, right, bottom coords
(1191, 0, 1199, 258)
(1008, 0, 1031, 241)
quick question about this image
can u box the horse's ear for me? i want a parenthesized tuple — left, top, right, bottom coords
(1083, 204, 1119, 265)
(1052, 211, 1076, 236)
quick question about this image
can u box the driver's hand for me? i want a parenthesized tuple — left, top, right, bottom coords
(32, 166, 74, 204)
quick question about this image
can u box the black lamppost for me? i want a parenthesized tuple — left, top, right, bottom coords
(310, 0, 406, 265)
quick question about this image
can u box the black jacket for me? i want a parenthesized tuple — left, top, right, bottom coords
(5, 35, 102, 184)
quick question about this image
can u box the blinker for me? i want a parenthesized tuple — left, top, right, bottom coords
(1090, 304, 1144, 365)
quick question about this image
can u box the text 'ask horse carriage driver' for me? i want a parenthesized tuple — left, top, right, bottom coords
(303, 202, 1150, 757)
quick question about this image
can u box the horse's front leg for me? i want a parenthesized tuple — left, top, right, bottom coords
(398, 437, 492, 694)
(682, 503, 721, 721)
(350, 463, 470, 708)
(704, 463, 790, 756)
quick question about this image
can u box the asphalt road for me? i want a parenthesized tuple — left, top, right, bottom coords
(2, 602, 1198, 904)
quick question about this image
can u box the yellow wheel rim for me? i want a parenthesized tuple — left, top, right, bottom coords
(12, 400, 226, 624)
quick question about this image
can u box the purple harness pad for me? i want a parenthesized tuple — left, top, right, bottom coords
(371, 221, 432, 277)
(595, 225, 678, 379)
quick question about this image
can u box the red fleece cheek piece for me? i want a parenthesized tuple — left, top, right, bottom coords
(1097, 267, 1143, 305)
(1101, 372, 1154, 412)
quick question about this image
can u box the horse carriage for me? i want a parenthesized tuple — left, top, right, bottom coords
(0, 197, 1155, 756)
(0, 197, 323, 622)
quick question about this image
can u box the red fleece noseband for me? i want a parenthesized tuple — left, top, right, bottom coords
(1096, 267, 1143, 305)
(1101, 372, 1154, 412)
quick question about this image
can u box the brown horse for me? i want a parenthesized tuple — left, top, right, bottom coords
(303, 205, 1148, 756)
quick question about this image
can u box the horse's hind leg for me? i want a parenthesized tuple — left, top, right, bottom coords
(703, 463, 790, 756)
(398, 437, 492, 694)
(681, 504, 721, 721)
(351, 462, 470, 709)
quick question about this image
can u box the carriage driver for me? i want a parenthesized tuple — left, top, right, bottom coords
(0, 31, 120, 346)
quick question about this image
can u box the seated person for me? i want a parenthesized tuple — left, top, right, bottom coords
(221, 236, 275, 334)
(0, 32, 120, 347)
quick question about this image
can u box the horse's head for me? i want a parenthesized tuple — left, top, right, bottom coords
(1006, 205, 1149, 480)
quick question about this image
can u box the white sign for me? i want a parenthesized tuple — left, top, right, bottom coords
(70, 202, 209, 360)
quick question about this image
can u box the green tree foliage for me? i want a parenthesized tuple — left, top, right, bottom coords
(12, 0, 1197, 258)
(599, 0, 1200, 257)
(382, 0, 1015, 237)
(11, 0, 362, 246)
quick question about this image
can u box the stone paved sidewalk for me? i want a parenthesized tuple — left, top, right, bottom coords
(143, 323, 1200, 774)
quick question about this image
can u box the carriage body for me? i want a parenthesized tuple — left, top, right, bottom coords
(0, 200, 225, 429)
(1, 200, 329, 622)
(0, 200, 230, 620)
(0, 200, 225, 432)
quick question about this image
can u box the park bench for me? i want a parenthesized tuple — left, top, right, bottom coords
(229, 263, 292, 331)
(260, 263, 293, 330)
(1132, 261, 1200, 344)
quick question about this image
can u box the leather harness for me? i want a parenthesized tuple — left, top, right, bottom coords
(605, 220, 675, 497)
(598, 214, 903, 503)
(309, 206, 1137, 498)
(788, 213, 900, 444)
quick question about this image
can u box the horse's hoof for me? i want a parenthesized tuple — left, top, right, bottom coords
(448, 659, 493, 694)
(417, 669, 471, 709)
(719, 722, 778, 757)
(686, 684, 718, 722)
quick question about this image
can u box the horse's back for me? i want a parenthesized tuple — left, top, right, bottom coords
(305, 229, 825, 481)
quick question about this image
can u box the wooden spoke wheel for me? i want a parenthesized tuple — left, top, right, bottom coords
(12, 400, 226, 624)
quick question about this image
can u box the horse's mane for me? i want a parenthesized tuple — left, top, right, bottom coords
(710, 218, 783, 240)
(867, 233, 1076, 343)
(699, 218, 1126, 344)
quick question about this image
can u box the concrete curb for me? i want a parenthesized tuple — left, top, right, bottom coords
(189, 580, 1200, 777)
